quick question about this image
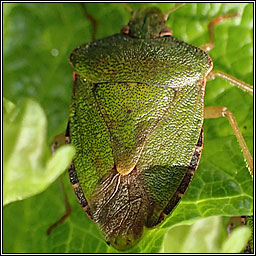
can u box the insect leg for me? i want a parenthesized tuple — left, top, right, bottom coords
(47, 122, 72, 235)
(51, 134, 65, 153)
(204, 106, 253, 176)
(226, 216, 253, 253)
(47, 176, 71, 234)
(206, 70, 253, 95)
(200, 13, 238, 53)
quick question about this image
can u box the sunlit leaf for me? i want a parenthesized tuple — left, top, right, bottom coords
(163, 216, 250, 253)
(3, 98, 75, 206)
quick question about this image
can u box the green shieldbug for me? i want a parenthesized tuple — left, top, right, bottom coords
(49, 3, 253, 251)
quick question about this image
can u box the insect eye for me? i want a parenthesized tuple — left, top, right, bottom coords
(121, 25, 130, 34)
(159, 27, 172, 37)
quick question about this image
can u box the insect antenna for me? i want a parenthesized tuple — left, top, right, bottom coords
(164, 3, 185, 21)
(79, 3, 98, 41)
(122, 3, 133, 13)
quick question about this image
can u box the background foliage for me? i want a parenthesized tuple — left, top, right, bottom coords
(3, 3, 253, 253)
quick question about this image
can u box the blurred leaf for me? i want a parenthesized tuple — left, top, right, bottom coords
(221, 225, 251, 253)
(163, 216, 250, 253)
(3, 3, 253, 253)
(3, 98, 75, 206)
(3, 97, 16, 116)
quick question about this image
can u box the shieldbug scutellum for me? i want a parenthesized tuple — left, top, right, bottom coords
(49, 3, 253, 251)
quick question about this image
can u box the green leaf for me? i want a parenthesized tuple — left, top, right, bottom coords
(221, 225, 251, 253)
(3, 98, 75, 206)
(162, 216, 251, 253)
(3, 3, 253, 253)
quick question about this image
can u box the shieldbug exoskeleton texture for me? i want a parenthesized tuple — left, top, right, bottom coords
(49, 3, 253, 252)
